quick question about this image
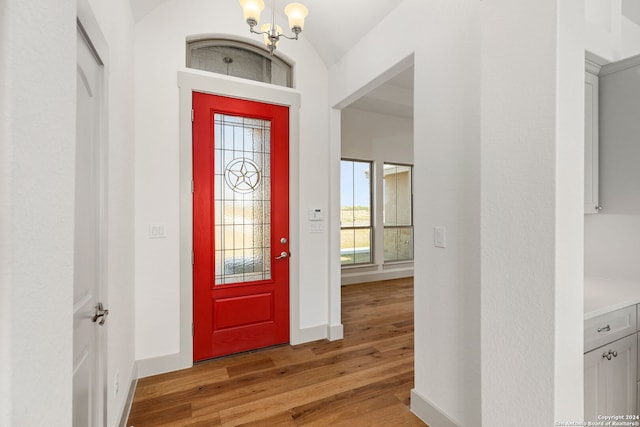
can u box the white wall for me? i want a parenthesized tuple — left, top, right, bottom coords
(585, 0, 640, 61)
(341, 108, 413, 162)
(1, 0, 137, 425)
(481, 0, 584, 423)
(585, 57, 640, 282)
(133, 0, 332, 368)
(341, 107, 413, 284)
(1, 1, 76, 424)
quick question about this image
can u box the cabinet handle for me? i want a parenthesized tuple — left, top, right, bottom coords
(596, 205, 603, 211)
(602, 349, 618, 360)
(597, 324, 611, 333)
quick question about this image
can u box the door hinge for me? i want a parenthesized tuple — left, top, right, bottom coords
(192, 323, 194, 336)
(191, 109, 194, 122)
(191, 250, 194, 265)
(191, 180, 194, 193)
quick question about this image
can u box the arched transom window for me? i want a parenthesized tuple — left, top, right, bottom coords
(187, 39, 293, 88)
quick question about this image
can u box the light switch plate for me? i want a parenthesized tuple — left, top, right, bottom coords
(434, 226, 446, 248)
(149, 223, 168, 239)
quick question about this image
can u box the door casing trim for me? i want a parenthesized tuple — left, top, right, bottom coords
(141, 70, 301, 376)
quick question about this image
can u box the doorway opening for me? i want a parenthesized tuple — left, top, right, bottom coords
(339, 65, 415, 286)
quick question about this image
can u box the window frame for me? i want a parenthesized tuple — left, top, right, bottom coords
(340, 158, 374, 267)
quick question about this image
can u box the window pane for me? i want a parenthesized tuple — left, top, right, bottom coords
(384, 226, 414, 262)
(188, 43, 292, 88)
(214, 113, 271, 285)
(384, 164, 413, 262)
(340, 228, 372, 265)
(340, 159, 373, 266)
(340, 160, 371, 227)
(383, 164, 412, 226)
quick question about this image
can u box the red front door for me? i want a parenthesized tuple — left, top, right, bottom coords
(192, 92, 290, 361)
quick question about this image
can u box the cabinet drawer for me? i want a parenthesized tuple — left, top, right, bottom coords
(585, 305, 637, 353)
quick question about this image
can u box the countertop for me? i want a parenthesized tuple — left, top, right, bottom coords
(585, 276, 640, 320)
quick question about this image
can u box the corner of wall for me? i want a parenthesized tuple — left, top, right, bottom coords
(328, 324, 344, 341)
(410, 389, 462, 427)
(136, 353, 192, 379)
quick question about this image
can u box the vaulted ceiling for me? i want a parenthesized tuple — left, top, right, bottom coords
(129, 0, 414, 117)
(129, 0, 401, 67)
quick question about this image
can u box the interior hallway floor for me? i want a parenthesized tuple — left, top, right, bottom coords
(127, 277, 425, 426)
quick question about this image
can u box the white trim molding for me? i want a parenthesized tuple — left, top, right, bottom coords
(410, 389, 461, 427)
(341, 266, 413, 286)
(585, 50, 608, 75)
(327, 324, 344, 341)
(170, 69, 303, 377)
(599, 52, 640, 77)
(585, 59, 602, 75)
(118, 362, 139, 427)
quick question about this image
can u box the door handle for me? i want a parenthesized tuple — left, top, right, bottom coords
(274, 251, 289, 260)
(92, 302, 109, 325)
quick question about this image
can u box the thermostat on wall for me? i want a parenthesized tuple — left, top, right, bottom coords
(308, 208, 323, 221)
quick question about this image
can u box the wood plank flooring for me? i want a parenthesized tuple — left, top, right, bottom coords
(127, 278, 426, 426)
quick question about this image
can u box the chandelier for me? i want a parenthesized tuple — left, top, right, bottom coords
(239, 0, 309, 54)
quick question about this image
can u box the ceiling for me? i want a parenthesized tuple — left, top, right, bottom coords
(130, 0, 413, 118)
(130, 0, 402, 67)
(344, 66, 414, 119)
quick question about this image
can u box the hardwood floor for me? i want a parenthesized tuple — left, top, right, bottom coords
(127, 278, 426, 426)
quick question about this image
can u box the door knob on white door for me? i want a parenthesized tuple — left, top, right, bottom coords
(92, 302, 109, 325)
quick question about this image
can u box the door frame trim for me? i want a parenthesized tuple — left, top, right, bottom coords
(164, 70, 301, 373)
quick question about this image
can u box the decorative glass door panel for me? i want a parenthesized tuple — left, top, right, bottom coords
(214, 114, 271, 285)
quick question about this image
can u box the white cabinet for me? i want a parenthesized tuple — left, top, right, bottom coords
(585, 68, 601, 214)
(584, 333, 637, 420)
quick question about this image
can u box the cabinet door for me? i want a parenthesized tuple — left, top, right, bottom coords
(585, 334, 637, 421)
(585, 71, 600, 214)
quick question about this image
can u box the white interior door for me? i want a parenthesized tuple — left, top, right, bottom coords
(73, 25, 106, 426)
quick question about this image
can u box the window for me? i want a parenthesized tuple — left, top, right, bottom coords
(340, 160, 372, 265)
(186, 39, 293, 88)
(383, 164, 413, 262)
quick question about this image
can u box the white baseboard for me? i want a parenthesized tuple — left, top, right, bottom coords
(118, 362, 139, 427)
(341, 268, 413, 285)
(290, 324, 327, 345)
(328, 324, 344, 341)
(137, 352, 192, 379)
(410, 389, 461, 427)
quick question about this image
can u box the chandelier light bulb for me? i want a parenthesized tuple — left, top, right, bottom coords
(239, 0, 265, 26)
(284, 3, 308, 33)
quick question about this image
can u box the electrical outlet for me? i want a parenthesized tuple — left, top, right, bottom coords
(114, 371, 120, 398)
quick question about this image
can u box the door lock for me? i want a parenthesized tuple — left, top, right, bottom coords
(92, 302, 109, 325)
